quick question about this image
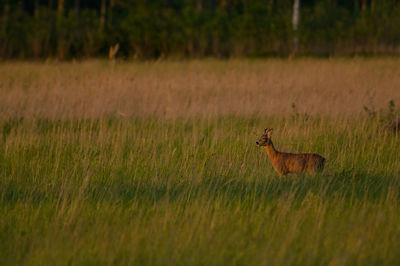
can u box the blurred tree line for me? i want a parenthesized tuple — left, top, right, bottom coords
(1, 0, 400, 59)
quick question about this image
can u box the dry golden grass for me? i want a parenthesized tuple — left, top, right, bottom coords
(0, 58, 399, 119)
(1, 59, 400, 265)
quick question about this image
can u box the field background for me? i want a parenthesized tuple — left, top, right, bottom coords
(1, 59, 400, 265)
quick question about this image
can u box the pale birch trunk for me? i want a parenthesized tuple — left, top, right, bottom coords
(292, 0, 300, 55)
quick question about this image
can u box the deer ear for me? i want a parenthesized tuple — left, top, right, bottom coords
(266, 128, 273, 137)
(264, 128, 273, 133)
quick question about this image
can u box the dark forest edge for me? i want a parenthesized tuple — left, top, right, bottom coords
(1, 0, 400, 59)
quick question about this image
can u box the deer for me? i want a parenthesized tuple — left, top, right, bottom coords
(384, 118, 400, 134)
(256, 128, 325, 177)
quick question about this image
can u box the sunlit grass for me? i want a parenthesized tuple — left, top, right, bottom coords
(0, 58, 399, 119)
(1, 116, 399, 265)
(0, 59, 400, 265)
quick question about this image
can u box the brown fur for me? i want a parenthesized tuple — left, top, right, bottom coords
(384, 119, 400, 134)
(256, 128, 325, 177)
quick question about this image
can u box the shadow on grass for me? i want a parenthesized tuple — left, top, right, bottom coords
(3, 170, 398, 208)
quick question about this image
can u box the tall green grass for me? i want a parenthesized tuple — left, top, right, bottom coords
(1, 116, 399, 265)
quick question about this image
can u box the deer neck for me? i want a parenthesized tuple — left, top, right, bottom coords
(264, 141, 279, 160)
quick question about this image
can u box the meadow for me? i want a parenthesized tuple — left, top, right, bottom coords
(0, 59, 400, 265)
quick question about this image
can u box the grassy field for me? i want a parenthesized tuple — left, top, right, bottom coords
(0, 59, 400, 265)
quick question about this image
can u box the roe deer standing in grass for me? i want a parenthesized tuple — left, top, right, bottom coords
(384, 118, 400, 134)
(256, 128, 325, 177)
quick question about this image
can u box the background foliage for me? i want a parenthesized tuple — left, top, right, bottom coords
(1, 0, 400, 59)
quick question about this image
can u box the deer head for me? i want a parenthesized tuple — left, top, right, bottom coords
(256, 128, 273, 146)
